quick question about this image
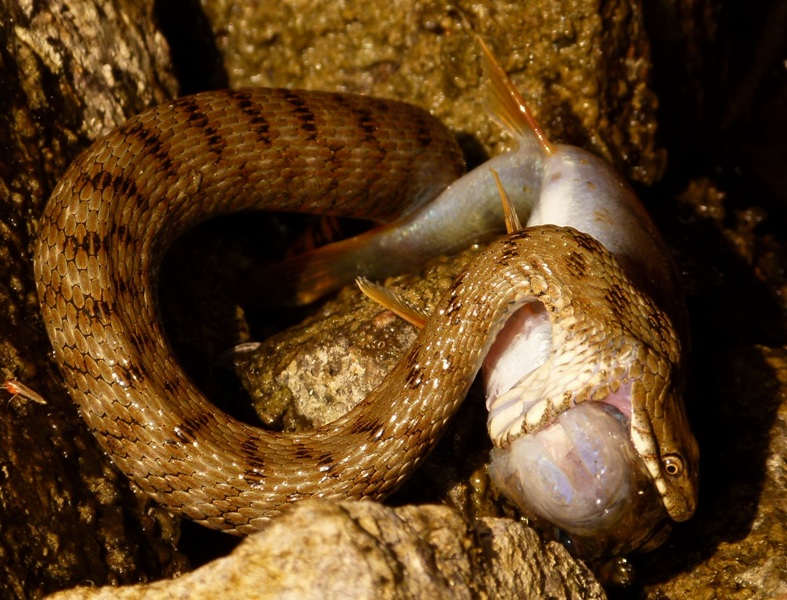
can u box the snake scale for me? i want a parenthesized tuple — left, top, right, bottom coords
(34, 75, 698, 544)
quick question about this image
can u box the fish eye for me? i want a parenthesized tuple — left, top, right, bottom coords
(662, 453, 684, 477)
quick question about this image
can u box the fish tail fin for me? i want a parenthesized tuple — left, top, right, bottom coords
(239, 228, 393, 307)
(476, 35, 555, 155)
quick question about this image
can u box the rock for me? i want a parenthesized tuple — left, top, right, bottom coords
(636, 346, 787, 597)
(47, 501, 605, 600)
(0, 1, 186, 598)
(237, 248, 480, 430)
(199, 0, 665, 183)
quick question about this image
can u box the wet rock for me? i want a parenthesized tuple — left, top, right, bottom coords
(0, 1, 186, 598)
(636, 345, 787, 597)
(200, 0, 665, 183)
(237, 248, 480, 430)
(47, 501, 605, 600)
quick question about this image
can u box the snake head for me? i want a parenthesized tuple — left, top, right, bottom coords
(632, 377, 700, 522)
(481, 233, 699, 558)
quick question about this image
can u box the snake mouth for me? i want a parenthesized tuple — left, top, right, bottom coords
(482, 301, 669, 558)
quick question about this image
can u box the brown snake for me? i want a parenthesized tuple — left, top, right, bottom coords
(34, 85, 697, 540)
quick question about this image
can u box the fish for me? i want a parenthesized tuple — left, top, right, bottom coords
(338, 37, 699, 558)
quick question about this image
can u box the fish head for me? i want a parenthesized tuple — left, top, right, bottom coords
(488, 400, 673, 559)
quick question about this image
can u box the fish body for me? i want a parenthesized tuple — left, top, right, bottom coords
(254, 110, 681, 327)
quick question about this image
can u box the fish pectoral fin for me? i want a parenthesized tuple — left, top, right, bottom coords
(476, 35, 555, 155)
(356, 277, 429, 329)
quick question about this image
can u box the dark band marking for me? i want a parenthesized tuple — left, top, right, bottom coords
(604, 283, 629, 322)
(125, 121, 174, 174)
(294, 443, 313, 460)
(281, 90, 319, 141)
(173, 412, 213, 444)
(565, 251, 588, 277)
(179, 96, 227, 157)
(229, 90, 274, 144)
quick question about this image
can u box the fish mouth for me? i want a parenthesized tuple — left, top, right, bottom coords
(483, 301, 669, 558)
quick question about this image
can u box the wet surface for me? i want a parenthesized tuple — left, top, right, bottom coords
(1, 0, 785, 597)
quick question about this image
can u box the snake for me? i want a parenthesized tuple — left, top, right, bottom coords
(34, 42, 698, 556)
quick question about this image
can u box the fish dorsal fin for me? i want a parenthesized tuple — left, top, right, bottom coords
(477, 35, 555, 156)
(489, 168, 523, 233)
(356, 278, 429, 329)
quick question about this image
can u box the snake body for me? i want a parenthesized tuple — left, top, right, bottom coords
(35, 69, 698, 547)
(35, 88, 470, 533)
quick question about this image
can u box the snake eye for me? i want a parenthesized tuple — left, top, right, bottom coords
(662, 453, 684, 477)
